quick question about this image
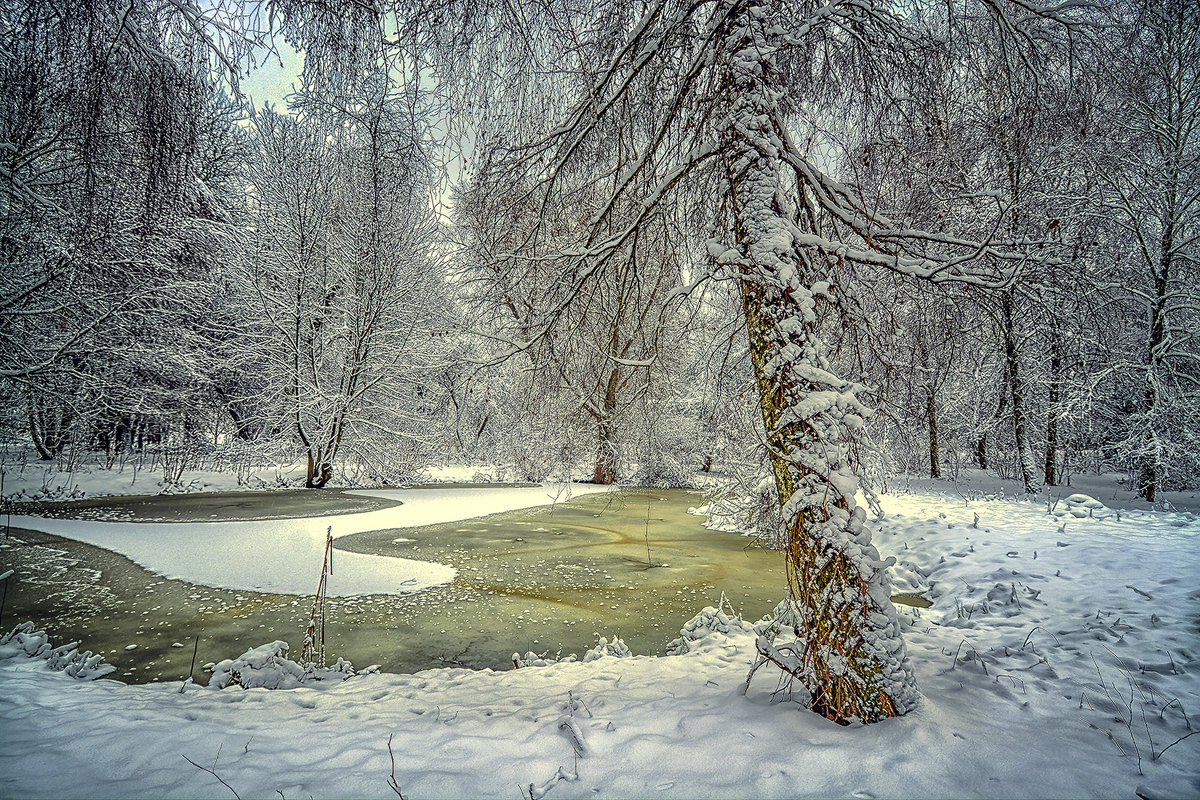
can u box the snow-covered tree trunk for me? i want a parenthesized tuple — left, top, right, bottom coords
(592, 366, 620, 484)
(720, 4, 917, 723)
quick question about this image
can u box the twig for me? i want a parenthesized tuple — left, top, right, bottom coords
(950, 639, 965, 670)
(183, 745, 241, 800)
(1155, 730, 1200, 760)
(1124, 675, 1143, 774)
(644, 494, 653, 566)
(1021, 625, 1059, 650)
(1081, 718, 1129, 758)
(1126, 585, 1153, 600)
(386, 734, 405, 799)
(190, 634, 201, 679)
(994, 674, 1025, 694)
(1150, 691, 1190, 728)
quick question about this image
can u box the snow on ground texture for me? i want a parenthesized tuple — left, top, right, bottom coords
(0, 485, 1197, 798)
(7, 484, 614, 596)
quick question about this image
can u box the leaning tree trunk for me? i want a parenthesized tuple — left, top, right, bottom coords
(721, 6, 917, 724)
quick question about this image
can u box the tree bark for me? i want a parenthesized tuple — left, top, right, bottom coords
(927, 391, 941, 479)
(27, 388, 69, 461)
(591, 367, 620, 484)
(306, 450, 334, 489)
(1137, 213, 1172, 502)
(724, 5, 916, 723)
(1001, 291, 1038, 493)
(1044, 327, 1061, 486)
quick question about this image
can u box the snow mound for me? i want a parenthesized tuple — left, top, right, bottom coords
(1055, 493, 1113, 519)
(581, 635, 632, 662)
(666, 605, 754, 655)
(0, 622, 116, 680)
(204, 641, 377, 690)
(512, 650, 578, 667)
(889, 557, 933, 594)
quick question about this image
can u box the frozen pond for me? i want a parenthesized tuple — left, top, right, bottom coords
(0, 487, 792, 683)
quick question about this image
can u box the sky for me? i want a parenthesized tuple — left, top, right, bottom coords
(241, 38, 303, 111)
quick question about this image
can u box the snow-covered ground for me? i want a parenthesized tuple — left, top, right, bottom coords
(1, 480, 1197, 798)
(0, 459, 537, 502)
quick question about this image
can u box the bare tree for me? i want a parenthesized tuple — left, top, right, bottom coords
(327, 0, 1085, 722)
(454, 165, 696, 484)
(1093, 0, 1200, 501)
(242, 88, 443, 487)
(0, 0, 258, 463)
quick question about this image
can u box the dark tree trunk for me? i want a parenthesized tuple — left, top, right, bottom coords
(927, 391, 940, 479)
(1044, 329, 1062, 486)
(1138, 226, 1171, 502)
(591, 368, 620, 484)
(1001, 292, 1038, 493)
(306, 452, 333, 489)
(215, 386, 259, 441)
(27, 390, 69, 461)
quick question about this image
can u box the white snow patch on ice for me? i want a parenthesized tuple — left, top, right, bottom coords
(7, 483, 614, 597)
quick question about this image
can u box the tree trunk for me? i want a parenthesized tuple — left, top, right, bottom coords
(592, 368, 620, 484)
(1001, 291, 1038, 493)
(724, 6, 916, 724)
(27, 388, 69, 461)
(927, 391, 941, 479)
(1138, 224, 1171, 502)
(1044, 328, 1061, 486)
(215, 385, 258, 441)
(306, 450, 333, 489)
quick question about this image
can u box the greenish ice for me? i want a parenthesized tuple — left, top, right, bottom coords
(0, 487, 923, 685)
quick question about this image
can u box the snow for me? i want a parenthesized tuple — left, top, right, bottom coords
(0, 459, 596, 503)
(6, 483, 614, 596)
(0, 480, 1197, 798)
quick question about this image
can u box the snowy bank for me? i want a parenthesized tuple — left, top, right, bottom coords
(0, 486, 1196, 798)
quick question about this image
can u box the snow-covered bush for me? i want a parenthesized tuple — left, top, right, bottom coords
(696, 472, 783, 547)
(581, 635, 632, 662)
(666, 605, 754, 655)
(512, 650, 578, 668)
(0, 622, 115, 680)
(204, 641, 377, 690)
(511, 634, 633, 667)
